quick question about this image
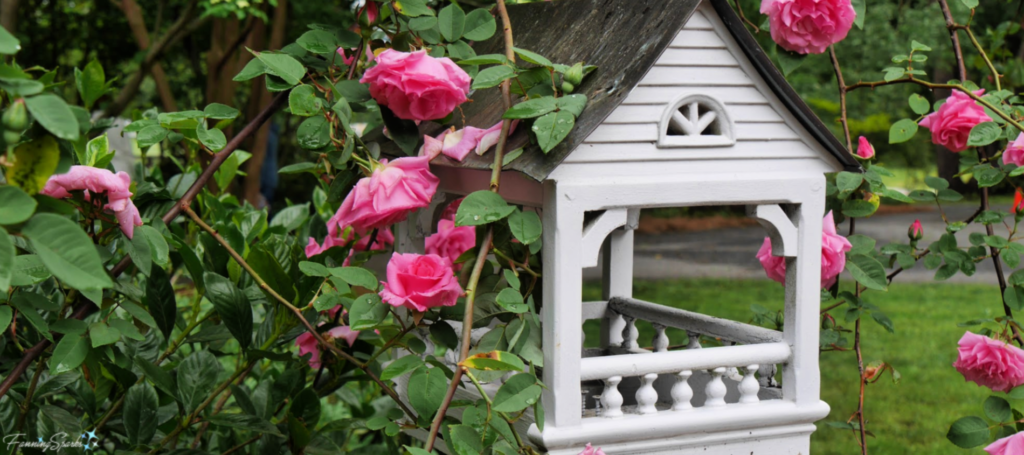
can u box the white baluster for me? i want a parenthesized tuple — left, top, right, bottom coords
(601, 376, 624, 418)
(652, 323, 669, 352)
(687, 332, 702, 349)
(671, 370, 693, 411)
(621, 316, 639, 349)
(739, 365, 760, 404)
(758, 364, 779, 388)
(636, 373, 659, 414)
(705, 367, 727, 407)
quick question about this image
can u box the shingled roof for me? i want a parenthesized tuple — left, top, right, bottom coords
(403, 0, 860, 181)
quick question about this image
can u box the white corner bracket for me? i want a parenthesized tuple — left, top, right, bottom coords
(747, 204, 798, 258)
(581, 208, 632, 268)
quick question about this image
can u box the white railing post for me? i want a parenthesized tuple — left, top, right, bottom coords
(636, 373, 659, 414)
(671, 370, 693, 411)
(739, 364, 761, 404)
(652, 323, 669, 352)
(621, 315, 639, 350)
(601, 376, 624, 418)
(687, 332, 702, 349)
(705, 367, 727, 407)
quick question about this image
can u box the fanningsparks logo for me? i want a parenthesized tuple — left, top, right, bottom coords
(4, 430, 100, 452)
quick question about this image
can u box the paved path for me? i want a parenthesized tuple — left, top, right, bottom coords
(584, 204, 1012, 284)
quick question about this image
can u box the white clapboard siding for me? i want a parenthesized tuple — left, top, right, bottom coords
(623, 86, 767, 105)
(563, 141, 820, 164)
(604, 104, 784, 124)
(670, 29, 727, 49)
(637, 66, 752, 87)
(658, 48, 739, 67)
(683, 9, 716, 30)
(586, 121, 800, 143)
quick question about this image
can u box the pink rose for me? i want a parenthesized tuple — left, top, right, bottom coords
(305, 226, 395, 263)
(1003, 133, 1024, 167)
(295, 325, 360, 369)
(760, 0, 856, 54)
(360, 49, 470, 121)
(578, 443, 606, 455)
(953, 331, 1024, 393)
(306, 156, 438, 255)
(856, 136, 874, 159)
(908, 219, 923, 241)
(756, 211, 851, 288)
(919, 90, 991, 153)
(379, 253, 463, 312)
(440, 198, 463, 221)
(425, 219, 476, 270)
(986, 431, 1024, 455)
(419, 121, 518, 162)
(40, 165, 143, 239)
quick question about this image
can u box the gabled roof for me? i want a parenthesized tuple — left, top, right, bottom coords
(404, 0, 860, 181)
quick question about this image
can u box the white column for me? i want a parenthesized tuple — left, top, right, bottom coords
(600, 215, 635, 348)
(784, 180, 825, 406)
(541, 180, 584, 428)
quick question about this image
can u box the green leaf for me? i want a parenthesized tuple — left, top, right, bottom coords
(429, 320, 459, 351)
(50, 334, 89, 375)
(134, 356, 177, 396)
(124, 382, 159, 446)
(937, 189, 963, 202)
(924, 176, 949, 190)
(985, 396, 1012, 422)
(491, 373, 541, 412)
(205, 103, 239, 119)
(269, 203, 310, 231)
(381, 355, 425, 381)
(0, 306, 11, 333)
(457, 54, 509, 66)
(350, 293, 387, 330)
(247, 246, 296, 304)
(289, 84, 322, 117)
(495, 288, 528, 313)
(10, 296, 50, 341)
(883, 67, 905, 82)
(299, 261, 331, 277)
(197, 122, 227, 152)
(233, 58, 268, 81)
(532, 110, 574, 153)
(946, 416, 990, 448)
(508, 210, 542, 244)
(851, 0, 865, 29)
(847, 235, 876, 256)
(394, 0, 435, 17)
(456, 190, 515, 227)
(177, 350, 224, 414)
(0, 185, 37, 225)
(438, 3, 465, 42)
(22, 213, 112, 290)
(0, 230, 12, 294)
(136, 125, 169, 148)
(408, 16, 438, 31)
(968, 122, 1002, 147)
(0, 25, 21, 54)
(835, 172, 864, 193)
(252, 50, 305, 86)
(503, 96, 557, 119)
(976, 166, 1005, 188)
(556, 94, 588, 117)
(379, 105, 421, 152)
(448, 425, 483, 455)
(75, 59, 105, 110)
(24, 94, 79, 141)
(775, 45, 806, 76)
(329, 266, 378, 290)
(513, 47, 553, 67)
(961, 0, 979, 8)
(846, 254, 888, 291)
(462, 9, 497, 41)
(472, 65, 516, 90)
(461, 350, 525, 371)
(870, 311, 894, 333)
(83, 134, 114, 168)
(842, 199, 878, 218)
(108, 318, 143, 341)
(408, 367, 447, 419)
(297, 30, 341, 55)
(204, 272, 254, 350)
(889, 119, 918, 144)
(88, 322, 120, 347)
(9, 135, 60, 195)
(503, 269, 521, 291)
(909, 94, 930, 115)
(146, 265, 177, 340)
(297, 115, 331, 150)
(206, 414, 285, 437)
(911, 40, 933, 52)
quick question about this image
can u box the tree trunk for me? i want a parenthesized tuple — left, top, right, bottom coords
(118, 0, 179, 113)
(242, 0, 287, 207)
(0, 0, 18, 35)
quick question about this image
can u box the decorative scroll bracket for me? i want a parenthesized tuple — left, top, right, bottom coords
(581, 208, 639, 268)
(746, 204, 798, 258)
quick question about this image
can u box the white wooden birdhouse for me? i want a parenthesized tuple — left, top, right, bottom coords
(396, 0, 861, 453)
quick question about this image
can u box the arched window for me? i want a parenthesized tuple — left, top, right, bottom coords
(657, 93, 735, 148)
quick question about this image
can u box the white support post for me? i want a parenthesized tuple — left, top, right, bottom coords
(542, 180, 584, 428)
(601, 209, 638, 348)
(783, 178, 825, 406)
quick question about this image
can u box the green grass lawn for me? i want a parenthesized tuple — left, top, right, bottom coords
(581, 278, 1005, 454)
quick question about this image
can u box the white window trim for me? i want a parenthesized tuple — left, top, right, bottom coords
(657, 93, 736, 148)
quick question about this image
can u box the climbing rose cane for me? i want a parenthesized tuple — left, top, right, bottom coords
(361, 49, 471, 121)
(40, 165, 143, 239)
(919, 90, 991, 152)
(306, 156, 438, 256)
(295, 325, 360, 369)
(425, 219, 476, 270)
(756, 211, 851, 288)
(760, 0, 856, 54)
(952, 331, 1024, 393)
(380, 253, 463, 312)
(1003, 133, 1024, 167)
(856, 136, 874, 159)
(985, 431, 1024, 455)
(578, 443, 606, 455)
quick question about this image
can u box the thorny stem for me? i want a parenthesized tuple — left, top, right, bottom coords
(221, 435, 261, 455)
(965, 27, 1001, 91)
(181, 205, 417, 420)
(938, 0, 968, 80)
(847, 218, 869, 455)
(15, 360, 46, 432)
(828, 46, 853, 152)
